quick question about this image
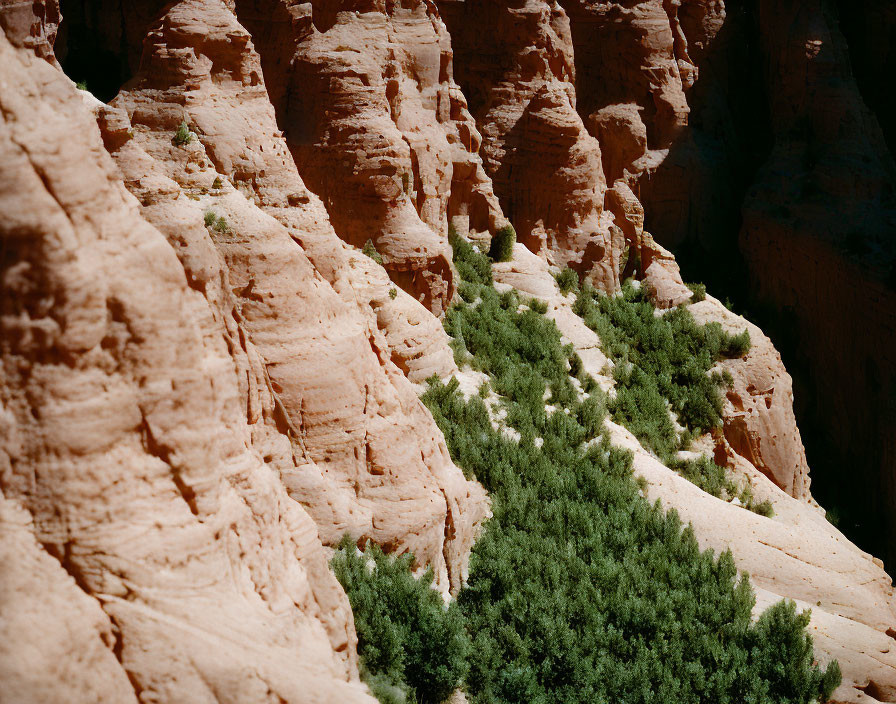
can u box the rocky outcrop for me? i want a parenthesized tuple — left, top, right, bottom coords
(3, 0, 895, 701)
(103, 0, 487, 593)
(232, 0, 505, 315)
(438, 0, 621, 290)
(0, 0, 60, 65)
(0, 29, 374, 701)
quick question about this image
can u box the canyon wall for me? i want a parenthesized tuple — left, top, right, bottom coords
(1, 0, 895, 702)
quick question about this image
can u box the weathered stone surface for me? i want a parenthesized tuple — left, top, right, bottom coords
(105, 0, 487, 593)
(0, 495, 139, 704)
(3, 0, 895, 700)
(439, 0, 619, 289)
(233, 0, 505, 315)
(0, 29, 374, 702)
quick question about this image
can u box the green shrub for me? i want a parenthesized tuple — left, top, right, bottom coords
(746, 600, 841, 702)
(574, 281, 750, 460)
(555, 266, 580, 295)
(489, 225, 516, 263)
(75, 80, 89, 91)
(389, 287, 398, 300)
(363, 239, 384, 265)
(687, 282, 707, 302)
(751, 499, 775, 518)
(528, 298, 548, 315)
(414, 265, 838, 704)
(212, 176, 223, 190)
(671, 455, 737, 500)
(331, 536, 470, 704)
(450, 229, 493, 287)
(203, 210, 229, 233)
(721, 329, 752, 358)
(173, 121, 193, 146)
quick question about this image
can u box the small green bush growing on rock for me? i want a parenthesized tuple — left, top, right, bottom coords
(555, 266, 580, 295)
(687, 282, 707, 302)
(212, 176, 223, 190)
(449, 228, 492, 288)
(388, 287, 398, 300)
(173, 121, 193, 146)
(331, 536, 470, 704)
(489, 224, 516, 263)
(203, 210, 229, 233)
(363, 239, 384, 265)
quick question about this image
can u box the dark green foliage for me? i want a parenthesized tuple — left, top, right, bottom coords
(672, 455, 737, 500)
(752, 499, 775, 518)
(721, 329, 752, 358)
(76, 80, 89, 91)
(687, 282, 707, 302)
(450, 229, 493, 288)
(415, 256, 837, 704)
(574, 281, 750, 460)
(528, 298, 548, 315)
(363, 239, 385, 265)
(746, 601, 841, 703)
(555, 266, 580, 295)
(389, 287, 398, 300)
(173, 121, 193, 146)
(442, 285, 596, 440)
(489, 225, 516, 262)
(331, 536, 470, 704)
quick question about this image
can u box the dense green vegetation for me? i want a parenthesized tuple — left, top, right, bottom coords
(332, 536, 470, 704)
(489, 225, 516, 262)
(555, 266, 580, 295)
(337, 236, 839, 704)
(573, 281, 749, 460)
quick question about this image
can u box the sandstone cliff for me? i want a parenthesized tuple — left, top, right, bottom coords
(1, 0, 894, 702)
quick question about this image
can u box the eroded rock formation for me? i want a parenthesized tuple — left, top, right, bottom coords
(2, 0, 895, 702)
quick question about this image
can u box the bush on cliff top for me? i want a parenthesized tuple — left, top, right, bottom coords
(489, 225, 516, 263)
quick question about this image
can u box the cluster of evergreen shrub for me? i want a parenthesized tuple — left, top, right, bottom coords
(573, 281, 749, 460)
(489, 225, 516, 263)
(173, 120, 193, 146)
(335, 235, 839, 704)
(555, 266, 580, 295)
(203, 210, 229, 233)
(332, 536, 469, 704)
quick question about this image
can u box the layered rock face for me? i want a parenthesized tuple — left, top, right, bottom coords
(438, 0, 622, 290)
(232, 0, 506, 315)
(2, 0, 896, 702)
(103, 0, 487, 594)
(0, 27, 372, 701)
